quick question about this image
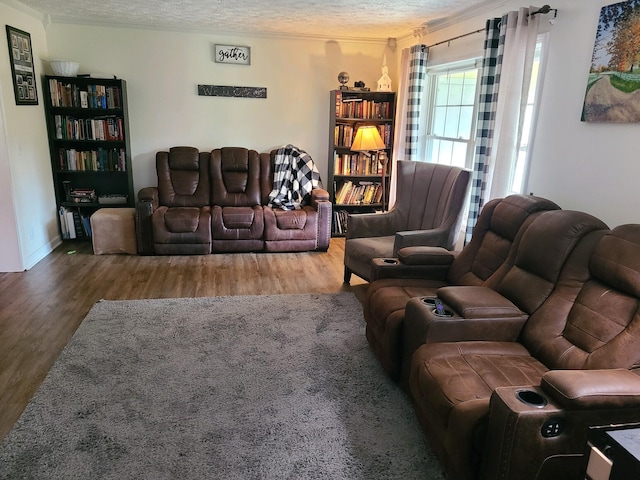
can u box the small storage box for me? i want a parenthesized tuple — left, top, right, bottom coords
(90, 208, 137, 255)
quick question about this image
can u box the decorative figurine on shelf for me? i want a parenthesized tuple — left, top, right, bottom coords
(377, 65, 392, 92)
(354, 80, 370, 91)
(338, 71, 350, 90)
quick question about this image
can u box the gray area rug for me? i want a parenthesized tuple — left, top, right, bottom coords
(0, 293, 444, 479)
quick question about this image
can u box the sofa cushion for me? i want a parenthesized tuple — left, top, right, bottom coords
(412, 341, 547, 419)
(168, 146, 200, 171)
(163, 207, 201, 233)
(157, 149, 210, 207)
(275, 209, 308, 230)
(151, 205, 212, 255)
(220, 206, 255, 229)
(210, 148, 261, 206)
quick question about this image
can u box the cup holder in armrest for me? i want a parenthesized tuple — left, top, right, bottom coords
(382, 258, 399, 264)
(516, 389, 548, 408)
(422, 297, 437, 306)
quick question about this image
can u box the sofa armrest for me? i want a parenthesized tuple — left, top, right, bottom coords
(310, 187, 330, 203)
(138, 186, 159, 207)
(541, 369, 640, 409)
(369, 246, 455, 282)
(346, 210, 399, 239)
(310, 189, 331, 251)
(398, 246, 455, 265)
(437, 286, 525, 319)
(394, 228, 452, 254)
(135, 187, 159, 255)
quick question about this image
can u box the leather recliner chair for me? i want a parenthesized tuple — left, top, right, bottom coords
(137, 146, 212, 255)
(403, 219, 640, 480)
(210, 147, 265, 252)
(343, 160, 472, 283)
(363, 194, 560, 380)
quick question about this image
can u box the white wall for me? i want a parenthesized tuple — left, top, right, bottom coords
(526, 0, 638, 229)
(45, 25, 397, 194)
(0, 2, 56, 271)
(404, 0, 639, 229)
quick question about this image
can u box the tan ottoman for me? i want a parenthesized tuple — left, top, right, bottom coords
(91, 208, 137, 255)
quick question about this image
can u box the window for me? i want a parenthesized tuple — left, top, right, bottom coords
(423, 61, 480, 169)
(421, 36, 547, 196)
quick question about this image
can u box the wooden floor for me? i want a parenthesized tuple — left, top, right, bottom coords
(0, 237, 367, 441)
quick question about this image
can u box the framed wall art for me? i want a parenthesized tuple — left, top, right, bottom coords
(582, 0, 640, 122)
(214, 44, 251, 65)
(5, 25, 38, 105)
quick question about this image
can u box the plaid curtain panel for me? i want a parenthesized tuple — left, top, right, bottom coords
(404, 45, 428, 160)
(465, 17, 505, 243)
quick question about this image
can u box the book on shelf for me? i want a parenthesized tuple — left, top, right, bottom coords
(48, 79, 121, 109)
(58, 206, 93, 239)
(68, 188, 97, 203)
(334, 180, 382, 206)
(334, 91, 393, 119)
(53, 115, 124, 141)
(57, 147, 126, 172)
(333, 124, 392, 149)
(334, 152, 383, 176)
(333, 209, 350, 235)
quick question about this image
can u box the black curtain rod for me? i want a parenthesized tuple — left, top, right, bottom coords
(530, 5, 557, 17)
(426, 28, 484, 49)
(425, 5, 556, 49)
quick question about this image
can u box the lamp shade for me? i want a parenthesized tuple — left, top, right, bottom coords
(351, 126, 386, 151)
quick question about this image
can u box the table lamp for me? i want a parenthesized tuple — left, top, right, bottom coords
(350, 125, 388, 209)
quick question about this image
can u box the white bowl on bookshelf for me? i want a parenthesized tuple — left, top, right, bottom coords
(49, 60, 80, 77)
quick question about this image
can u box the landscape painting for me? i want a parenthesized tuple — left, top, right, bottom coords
(582, 0, 640, 122)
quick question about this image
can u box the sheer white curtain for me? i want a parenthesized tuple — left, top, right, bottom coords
(388, 44, 428, 207)
(487, 7, 542, 199)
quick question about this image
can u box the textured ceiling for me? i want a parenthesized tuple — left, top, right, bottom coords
(16, 0, 496, 40)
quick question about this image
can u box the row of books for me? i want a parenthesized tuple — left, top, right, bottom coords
(54, 115, 124, 141)
(333, 210, 350, 235)
(48, 79, 122, 109)
(57, 147, 127, 172)
(334, 152, 384, 176)
(334, 124, 392, 149)
(334, 180, 383, 205)
(58, 206, 92, 239)
(335, 92, 393, 119)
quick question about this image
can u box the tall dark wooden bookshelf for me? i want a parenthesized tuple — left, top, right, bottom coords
(43, 75, 134, 240)
(327, 89, 396, 236)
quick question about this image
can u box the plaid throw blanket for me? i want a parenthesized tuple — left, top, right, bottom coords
(268, 144, 322, 210)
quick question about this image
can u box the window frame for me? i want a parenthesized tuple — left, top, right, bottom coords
(420, 58, 482, 169)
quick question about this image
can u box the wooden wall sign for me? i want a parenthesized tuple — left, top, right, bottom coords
(197, 85, 267, 99)
(214, 45, 251, 65)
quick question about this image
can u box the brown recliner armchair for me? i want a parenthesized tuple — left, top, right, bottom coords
(343, 160, 471, 283)
(363, 194, 560, 380)
(404, 221, 640, 480)
(210, 147, 265, 252)
(136, 146, 212, 255)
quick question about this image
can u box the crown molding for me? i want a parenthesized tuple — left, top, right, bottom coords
(0, 0, 44, 21)
(421, 0, 509, 34)
(42, 15, 392, 45)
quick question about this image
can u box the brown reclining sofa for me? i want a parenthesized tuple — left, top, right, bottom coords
(135, 146, 331, 254)
(363, 195, 640, 480)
